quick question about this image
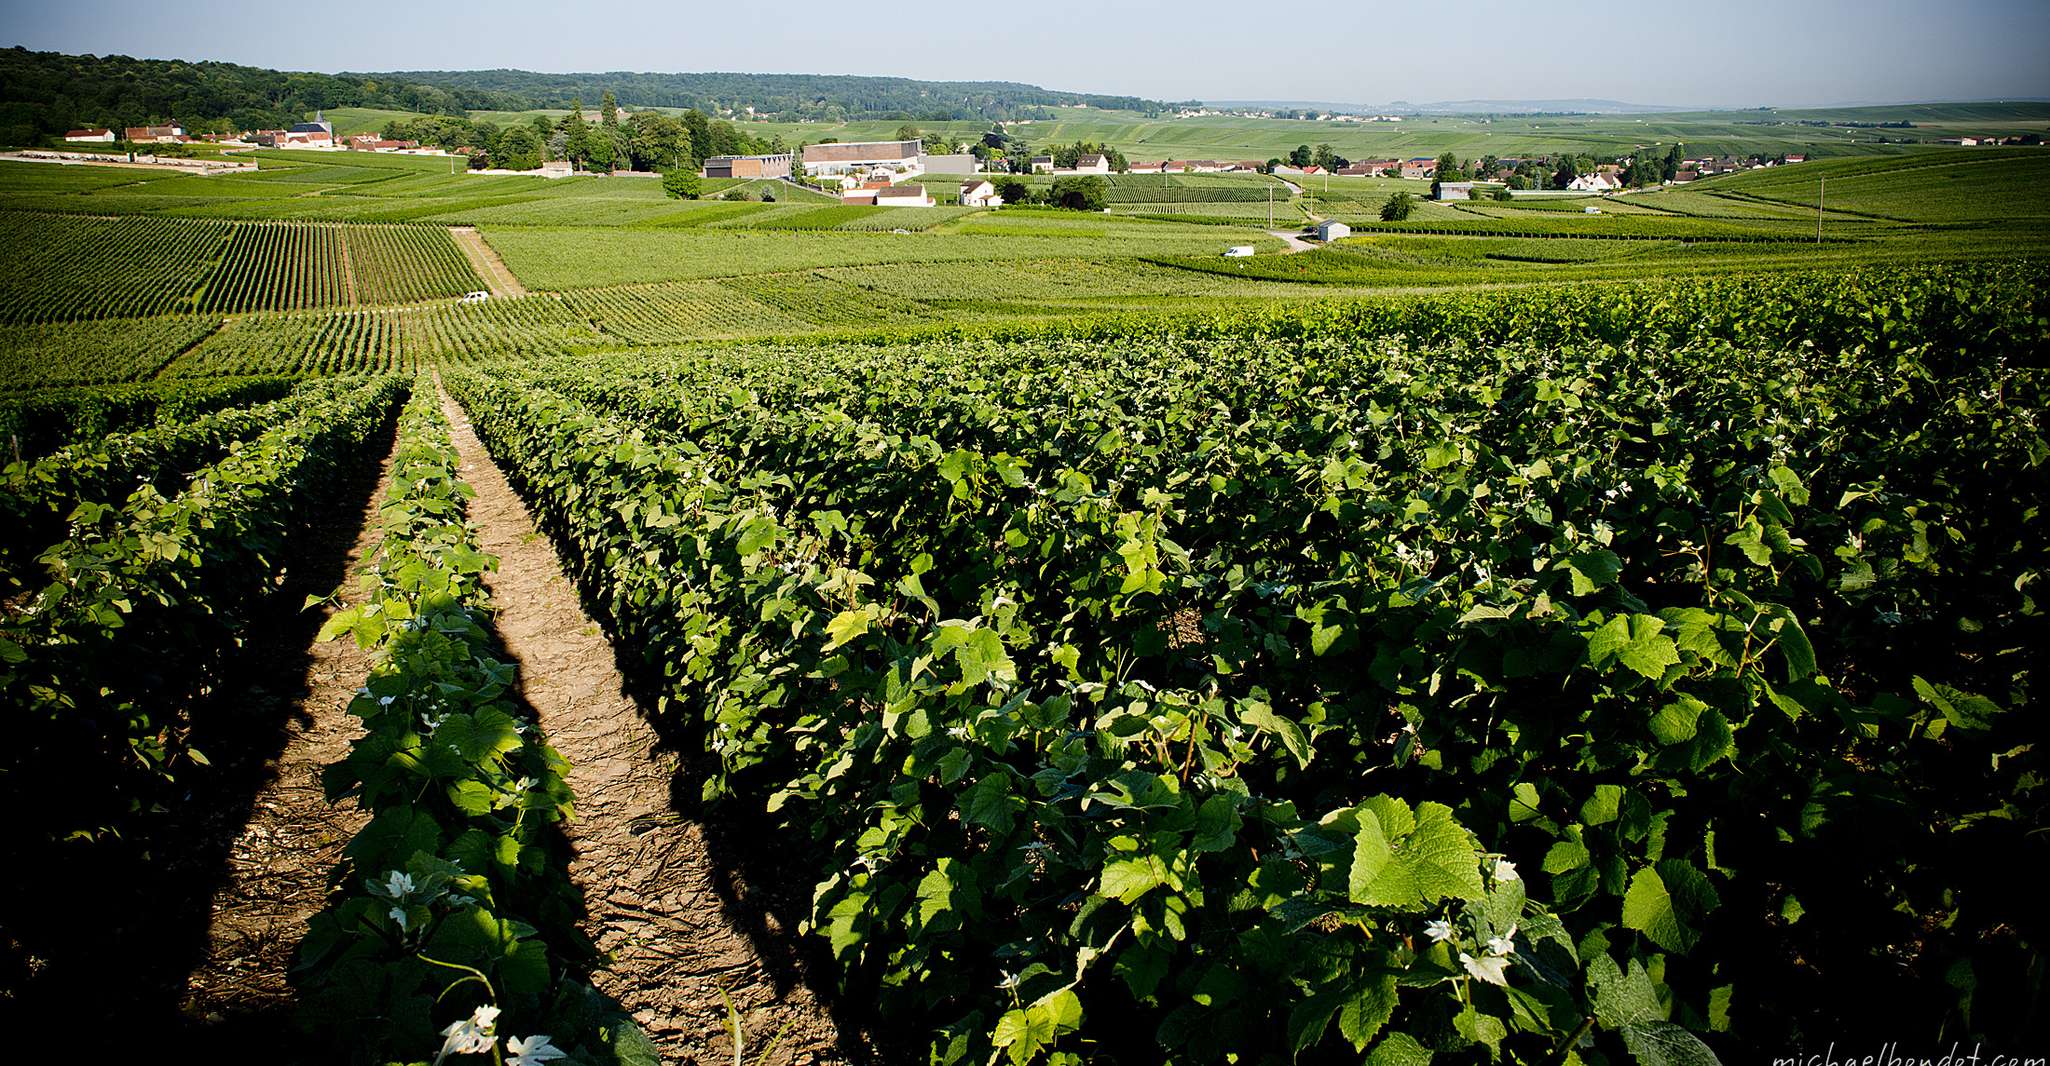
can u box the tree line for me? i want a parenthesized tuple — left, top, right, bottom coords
(379, 91, 779, 173)
(0, 46, 1192, 148)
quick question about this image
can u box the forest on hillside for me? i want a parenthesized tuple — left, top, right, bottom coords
(0, 46, 1185, 145)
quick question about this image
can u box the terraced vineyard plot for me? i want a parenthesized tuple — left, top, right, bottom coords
(399, 294, 603, 362)
(566, 281, 809, 342)
(169, 295, 599, 376)
(481, 226, 1284, 289)
(1113, 201, 1297, 221)
(0, 315, 220, 388)
(172, 308, 408, 376)
(199, 222, 482, 313)
(0, 211, 229, 323)
(201, 222, 350, 312)
(833, 206, 979, 231)
(819, 256, 1274, 303)
(1705, 149, 2050, 222)
(346, 225, 482, 303)
(721, 273, 936, 327)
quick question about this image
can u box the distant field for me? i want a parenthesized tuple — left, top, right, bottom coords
(292, 101, 2050, 173)
(731, 102, 2050, 163)
(0, 128, 2040, 366)
(1691, 148, 2050, 222)
(479, 224, 1287, 289)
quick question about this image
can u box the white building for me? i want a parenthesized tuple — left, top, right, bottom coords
(64, 128, 116, 143)
(1314, 220, 1351, 241)
(1567, 173, 1620, 193)
(1063, 153, 1110, 174)
(801, 139, 923, 179)
(959, 179, 1003, 207)
(876, 183, 934, 207)
(1029, 155, 1054, 173)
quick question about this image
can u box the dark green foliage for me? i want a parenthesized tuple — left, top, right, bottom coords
(293, 383, 651, 1066)
(442, 263, 2047, 1064)
(1049, 175, 1109, 211)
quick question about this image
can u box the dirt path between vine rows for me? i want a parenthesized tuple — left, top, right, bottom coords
(176, 432, 393, 1037)
(439, 389, 844, 1065)
(450, 226, 527, 297)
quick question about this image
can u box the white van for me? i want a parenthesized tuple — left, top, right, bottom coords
(461, 291, 490, 303)
(1223, 246, 1255, 258)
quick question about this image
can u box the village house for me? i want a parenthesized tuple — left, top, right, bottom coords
(1030, 155, 1054, 173)
(65, 128, 117, 143)
(803, 140, 923, 182)
(1399, 158, 1435, 179)
(1670, 169, 1700, 183)
(1567, 172, 1620, 193)
(876, 183, 934, 207)
(958, 179, 1003, 207)
(1338, 160, 1397, 176)
(1784, 154, 1807, 164)
(346, 134, 422, 152)
(280, 111, 334, 147)
(122, 123, 187, 143)
(1055, 153, 1110, 175)
(702, 153, 793, 179)
(1127, 161, 1164, 174)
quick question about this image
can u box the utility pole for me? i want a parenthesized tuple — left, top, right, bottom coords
(1816, 176, 1825, 243)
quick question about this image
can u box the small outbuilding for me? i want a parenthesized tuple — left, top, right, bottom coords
(1314, 219, 1351, 241)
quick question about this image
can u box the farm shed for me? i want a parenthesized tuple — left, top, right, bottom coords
(918, 152, 979, 175)
(1315, 220, 1351, 241)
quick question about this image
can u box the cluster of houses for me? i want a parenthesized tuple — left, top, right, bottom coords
(65, 123, 189, 144)
(1667, 153, 1804, 183)
(1125, 158, 1260, 174)
(701, 139, 994, 208)
(63, 112, 455, 156)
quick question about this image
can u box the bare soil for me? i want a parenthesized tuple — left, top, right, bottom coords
(450, 226, 528, 297)
(176, 442, 391, 1026)
(0, 418, 396, 1058)
(439, 390, 848, 1065)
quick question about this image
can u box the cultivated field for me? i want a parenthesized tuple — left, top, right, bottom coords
(0, 128, 2044, 1066)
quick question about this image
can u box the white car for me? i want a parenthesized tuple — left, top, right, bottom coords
(1223, 246, 1255, 258)
(461, 291, 490, 303)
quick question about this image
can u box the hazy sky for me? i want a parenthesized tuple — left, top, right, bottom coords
(4, 0, 2047, 108)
